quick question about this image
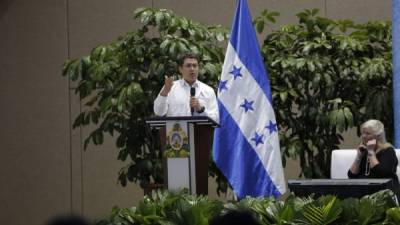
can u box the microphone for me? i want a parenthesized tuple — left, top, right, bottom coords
(190, 87, 195, 115)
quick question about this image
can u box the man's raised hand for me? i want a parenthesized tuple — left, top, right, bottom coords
(160, 76, 174, 96)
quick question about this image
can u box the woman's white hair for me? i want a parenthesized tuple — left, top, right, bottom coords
(361, 119, 387, 143)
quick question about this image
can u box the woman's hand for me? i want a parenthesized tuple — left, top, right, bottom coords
(351, 143, 367, 174)
(366, 139, 377, 156)
(366, 139, 377, 151)
(357, 144, 367, 157)
(366, 139, 379, 167)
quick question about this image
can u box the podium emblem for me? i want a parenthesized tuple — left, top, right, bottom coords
(165, 122, 189, 157)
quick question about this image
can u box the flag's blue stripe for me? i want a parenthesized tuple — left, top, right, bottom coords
(229, 0, 273, 103)
(213, 100, 281, 198)
(393, 0, 400, 148)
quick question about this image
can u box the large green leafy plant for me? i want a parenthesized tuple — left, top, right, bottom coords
(257, 9, 393, 178)
(63, 8, 228, 188)
(97, 189, 400, 225)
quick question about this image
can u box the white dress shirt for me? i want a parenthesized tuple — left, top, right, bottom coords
(153, 79, 219, 123)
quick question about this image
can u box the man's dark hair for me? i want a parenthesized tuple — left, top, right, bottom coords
(46, 215, 90, 225)
(177, 52, 199, 67)
(209, 210, 260, 225)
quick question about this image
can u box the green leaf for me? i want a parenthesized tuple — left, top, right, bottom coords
(180, 17, 189, 29)
(91, 110, 100, 124)
(385, 208, 400, 224)
(133, 7, 150, 18)
(296, 58, 306, 69)
(336, 109, 345, 132)
(279, 91, 288, 102)
(307, 61, 316, 72)
(301, 196, 342, 225)
(343, 107, 354, 128)
(118, 172, 127, 187)
(256, 20, 264, 33)
(311, 8, 320, 16)
(155, 11, 164, 26)
(303, 44, 313, 54)
(72, 113, 85, 129)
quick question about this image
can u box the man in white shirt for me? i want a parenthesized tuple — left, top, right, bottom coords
(153, 53, 219, 123)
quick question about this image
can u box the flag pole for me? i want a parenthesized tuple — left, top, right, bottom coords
(393, 0, 400, 147)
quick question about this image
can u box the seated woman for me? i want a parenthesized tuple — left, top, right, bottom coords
(348, 119, 399, 193)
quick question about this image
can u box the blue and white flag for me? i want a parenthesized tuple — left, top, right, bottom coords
(213, 0, 286, 198)
(393, 0, 400, 148)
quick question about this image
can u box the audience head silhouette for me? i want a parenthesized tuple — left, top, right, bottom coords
(209, 209, 260, 225)
(46, 215, 90, 225)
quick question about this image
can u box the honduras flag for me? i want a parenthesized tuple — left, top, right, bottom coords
(393, 0, 400, 148)
(213, 0, 286, 198)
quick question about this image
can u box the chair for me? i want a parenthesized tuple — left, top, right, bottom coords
(330, 149, 400, 179)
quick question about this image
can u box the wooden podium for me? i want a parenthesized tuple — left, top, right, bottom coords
(146, 116, 218, 195)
